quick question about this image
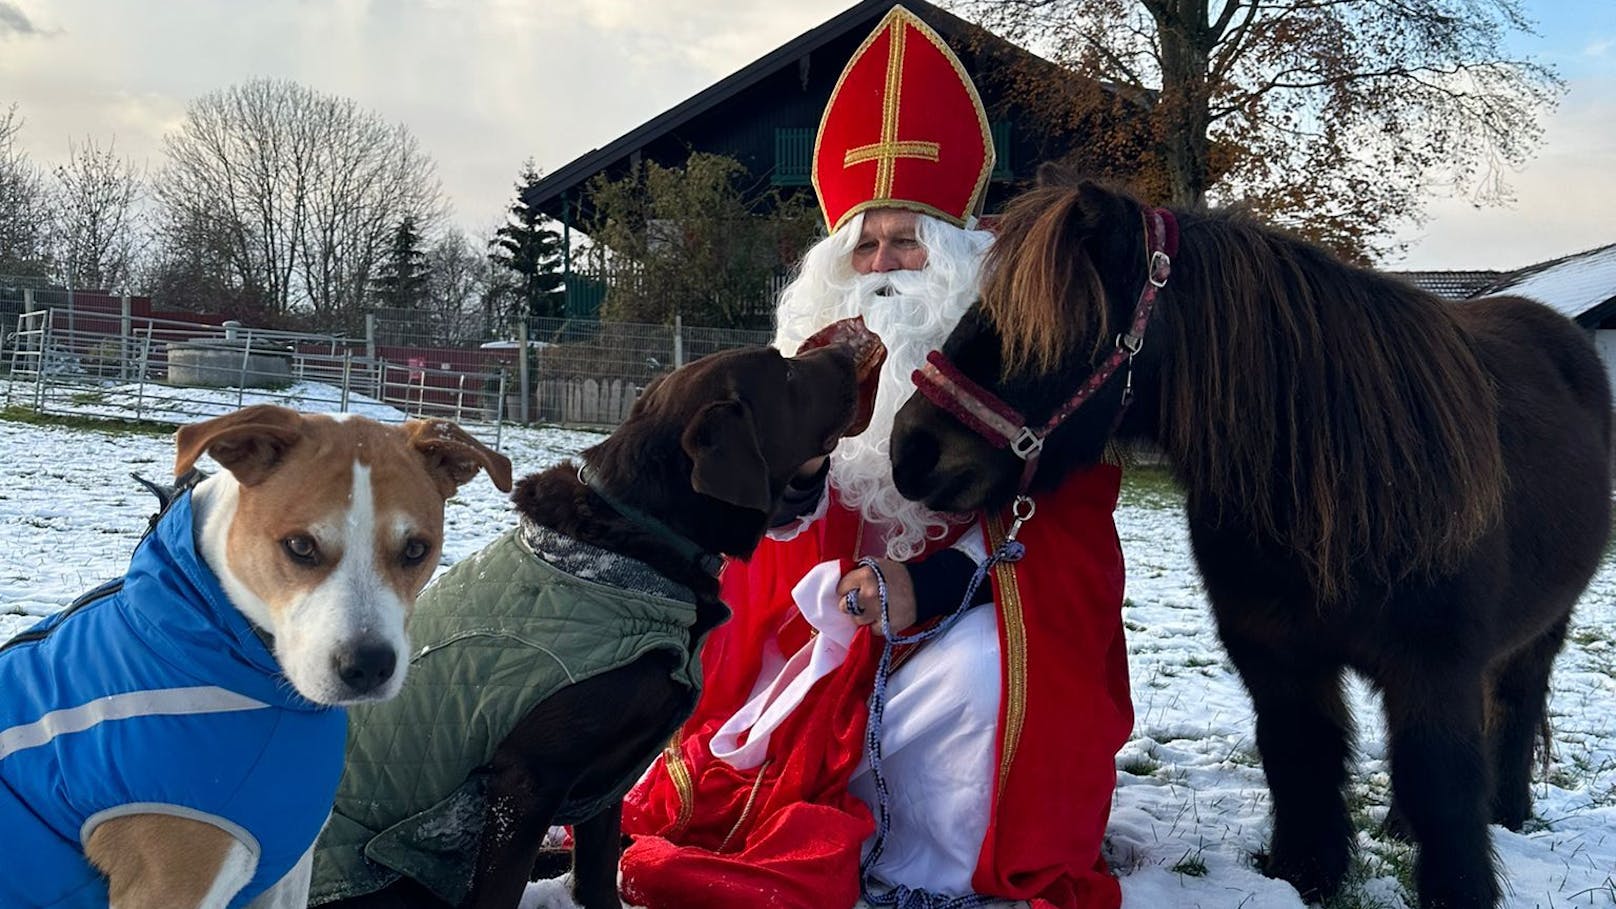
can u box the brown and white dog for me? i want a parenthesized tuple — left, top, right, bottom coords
(0, 406, 509, 909)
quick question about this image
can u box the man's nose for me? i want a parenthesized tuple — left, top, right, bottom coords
(870, 244, 902, 272)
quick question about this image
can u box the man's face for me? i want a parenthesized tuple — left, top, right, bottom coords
(851, 208, 927, 274)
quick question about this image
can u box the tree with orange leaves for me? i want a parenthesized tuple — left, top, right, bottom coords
(954, 0, 1561, 263)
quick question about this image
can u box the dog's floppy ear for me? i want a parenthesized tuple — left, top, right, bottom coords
(174, 405, 304, 486)
(406, 419, 514, 498)
(681, 399, 770, 513)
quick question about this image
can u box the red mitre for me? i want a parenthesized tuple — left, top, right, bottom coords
(812, 5, 995, 233)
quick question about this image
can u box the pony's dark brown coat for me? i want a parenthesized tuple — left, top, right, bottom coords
(891, 177, 1612, 909)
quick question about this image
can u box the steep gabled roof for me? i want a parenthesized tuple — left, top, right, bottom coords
(524, 0, 1077, 223)
(1484, 241, 1616, 326)
(1390, 270, 1506, 300)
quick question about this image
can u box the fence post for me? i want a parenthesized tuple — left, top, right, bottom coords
(518, 319, 531, 425)
(22, 287, 33, 315)
(119, 295, 132, 380)
(35, 309, 51, 411)
(366, 314, 377, 362)
(236, 326, 251, 408)
(341, 351, 352, 413)
(495, 371, 506, 451)
(134, 332, 152, 421)
(674, 313, 685, 369)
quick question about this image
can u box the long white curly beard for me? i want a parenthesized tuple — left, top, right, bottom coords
(773, 213, 992, 561)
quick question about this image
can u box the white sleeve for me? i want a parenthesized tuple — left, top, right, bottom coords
(949, 520, 989, 566)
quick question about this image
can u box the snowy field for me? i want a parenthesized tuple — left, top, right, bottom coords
(1, 404, 1613, 908)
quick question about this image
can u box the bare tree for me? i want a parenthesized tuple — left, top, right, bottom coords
(51, 136, 145, 291)
(153, 79, 444, 328)
(957, 0, 1563, 261)
(0, 103, 52, 277)
(421, 230, 492, 344)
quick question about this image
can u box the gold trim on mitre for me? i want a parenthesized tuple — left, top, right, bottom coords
(811, 4, 996, 233)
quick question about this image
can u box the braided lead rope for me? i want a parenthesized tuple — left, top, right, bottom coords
(855, 533, 1028, 909)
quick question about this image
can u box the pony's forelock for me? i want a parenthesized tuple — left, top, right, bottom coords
(974, 180, 1506, 602)
(980, 186, 1112, 378)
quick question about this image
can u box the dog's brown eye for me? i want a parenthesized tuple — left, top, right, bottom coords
(401, 538, 431, 566)
(283, 535, 320, 566)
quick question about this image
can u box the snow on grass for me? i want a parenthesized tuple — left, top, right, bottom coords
(4, 377, 415, 426)
(1, 411, 1613, 908)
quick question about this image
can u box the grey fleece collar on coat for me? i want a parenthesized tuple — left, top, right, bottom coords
(517, 517, 698, 605)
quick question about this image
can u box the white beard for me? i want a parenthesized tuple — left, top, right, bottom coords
(774, 217, 990, 560)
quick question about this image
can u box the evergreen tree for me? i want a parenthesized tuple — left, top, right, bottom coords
(372, 214, 430, 311)
(490, 160, 565, 322)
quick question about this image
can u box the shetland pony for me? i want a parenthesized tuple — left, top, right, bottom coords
(889, 176, 1612, 908)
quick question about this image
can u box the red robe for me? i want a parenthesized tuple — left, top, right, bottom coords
(620, 464, 1132, 909)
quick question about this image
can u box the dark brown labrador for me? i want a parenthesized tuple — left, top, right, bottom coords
(313, 338, 876, 909)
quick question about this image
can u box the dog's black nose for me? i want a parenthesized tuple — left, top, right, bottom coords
(334, 644, 397, 694)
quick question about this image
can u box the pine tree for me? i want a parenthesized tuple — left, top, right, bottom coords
(372, 214, 431, 311)
(490, 160, 565, 322)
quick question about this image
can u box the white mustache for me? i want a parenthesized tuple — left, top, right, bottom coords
(852, 269, 936, 301)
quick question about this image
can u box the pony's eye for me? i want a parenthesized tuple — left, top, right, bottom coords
(283, 535, 320, 566)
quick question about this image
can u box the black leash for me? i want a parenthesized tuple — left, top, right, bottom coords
(578, 463, 724, 578)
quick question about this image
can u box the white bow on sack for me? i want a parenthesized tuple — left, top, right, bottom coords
(710, 560, 858, 770)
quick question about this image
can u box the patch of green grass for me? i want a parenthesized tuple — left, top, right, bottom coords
(1222, 743, 1263, 769)
(69, 391, 106, 406)
(1568, 626, 1611, 648)
(1118, 462, 1184, 509)
(1118, 752, 1162, 777)
(1318, 848, 1413, 909)
(0, 406, 174, 437)
(1170, 847, 1208, 877)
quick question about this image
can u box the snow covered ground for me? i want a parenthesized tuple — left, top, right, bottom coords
(1, 404, 1612, 908)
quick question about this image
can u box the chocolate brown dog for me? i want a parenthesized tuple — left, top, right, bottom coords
(310, 331, 883, 909)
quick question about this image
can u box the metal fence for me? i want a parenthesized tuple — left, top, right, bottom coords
(1, 303, 785, 438)
(4, 308, 508, 448)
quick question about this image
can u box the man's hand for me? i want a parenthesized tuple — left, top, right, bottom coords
(837, 558, 916, 636)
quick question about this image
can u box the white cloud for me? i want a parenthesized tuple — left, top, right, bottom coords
(6, 0, 1601, 273)
(1, 0, 857, 241)
(1390, 77, 1616, 270)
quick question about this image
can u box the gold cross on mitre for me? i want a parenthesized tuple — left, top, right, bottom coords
(841, 18, 940, 198)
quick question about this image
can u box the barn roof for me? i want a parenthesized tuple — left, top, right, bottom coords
(523, 0, 1094, 225)
(1391, 270, 1506, 300)
(1485, 242, 1616, 326)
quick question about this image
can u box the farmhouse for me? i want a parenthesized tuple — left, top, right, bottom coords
(1402, 242, 1616, 395)
(522, 0, 1129, 326)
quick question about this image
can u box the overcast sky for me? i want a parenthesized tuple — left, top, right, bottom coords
(1, 0, 1611, 271)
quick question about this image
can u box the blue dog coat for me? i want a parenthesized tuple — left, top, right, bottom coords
(0, 491, 347, 908)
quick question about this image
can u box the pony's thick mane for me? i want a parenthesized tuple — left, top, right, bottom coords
(981, 183, 1506, 601)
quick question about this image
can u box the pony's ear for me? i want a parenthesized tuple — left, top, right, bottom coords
(681, 399, 771, 513)
(1035, 161, 1081, 188)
